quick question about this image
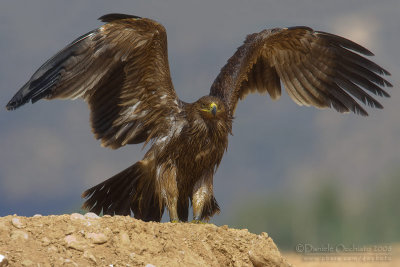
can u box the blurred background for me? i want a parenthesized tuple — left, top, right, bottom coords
(1, 0, 399, 252)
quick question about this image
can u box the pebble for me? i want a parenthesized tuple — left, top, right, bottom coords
(33, 214, 42, 217)
(248, 238, 283, 267)
(129, 253, 135, 261)
(260, 232, 268, 238)
(83, 250, 97, 264)
(11, 218, 24, 229)
(119, 231, 130, 246)
(47, 245, 58, 253)
(63, 259, 78, 267)
(145, 264, 156, 267)
(65, 225, 76, 235)
(70, 213, 85, 221)
(10, 230, 29, 240)
(41, 237, 51, 246)
(21, 259, 34, 266)
(0, 222, 8, 232)
(86, 232, 108, 244)
(64, 235, 86, 251)
(84, 212, 100, 219)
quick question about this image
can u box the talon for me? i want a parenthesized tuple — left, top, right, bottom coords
(191, 220, 206, 224)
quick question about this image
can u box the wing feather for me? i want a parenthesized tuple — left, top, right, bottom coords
(209, 26, 391, 116)
(6, 14, 181, 149)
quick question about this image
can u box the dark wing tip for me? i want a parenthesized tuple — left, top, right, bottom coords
(98, 13, 142, 23)
(316, 31, 374, 56)
(6, 102, 16, 111)
(383, 69, 392, 76)
(6, 92, 28, 111)
(6, 101, 15, 111)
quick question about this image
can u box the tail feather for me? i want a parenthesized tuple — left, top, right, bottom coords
(201, 196, 220, 221)
(82, 161, 164, 222)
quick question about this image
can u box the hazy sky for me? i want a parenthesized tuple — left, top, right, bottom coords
(1, 0, 399, 222)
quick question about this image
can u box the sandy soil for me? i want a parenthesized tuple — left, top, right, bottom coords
(283, 244, 399, 267)
(0, 214, 290, 266)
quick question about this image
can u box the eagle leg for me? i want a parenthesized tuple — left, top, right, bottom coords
(191, 171, 220, 221)
(158, 163, 180, 222)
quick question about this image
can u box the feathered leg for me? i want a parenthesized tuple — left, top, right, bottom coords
(157, 162, 180, 222)
(191, 171, 220, 222)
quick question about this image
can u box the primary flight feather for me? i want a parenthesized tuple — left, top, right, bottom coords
(6, 13, 391, 222)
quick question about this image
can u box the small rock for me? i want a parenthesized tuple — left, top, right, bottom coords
(47, 245, 58, 253)
(70, 213, 85, 221)
(0, 254, 8, 267)
(0, 222, 8, 232)
(11, 218, 24, 229)
(63, 259, 78, 267)
(21, 259, 35, 266)
(145, 264, 156, 267)
(64, 235, 86, 251)
(103, 215, 112, 218)
(248, 238, 289, 267)
(83, 250, 97, 264)
(260, 232, 268, 238)
(65, 225, 76, 235)
(32, 220, 43, 227)
(10, 230, 29, 240)
(84, 212, 99, 219)
(119, 231, 130, 246)
(33, 214, 42, 217)
(41, 236, 51, 246)
(86, 232, 108, 244)
(129, 253, 135, 260)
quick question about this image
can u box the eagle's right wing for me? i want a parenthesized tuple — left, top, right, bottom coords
(7, 14, 181, 149)
(209, 27, 391, 116)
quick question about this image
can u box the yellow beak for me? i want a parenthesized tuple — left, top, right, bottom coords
(210, 102, 217, 116)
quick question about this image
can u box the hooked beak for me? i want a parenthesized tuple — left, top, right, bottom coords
(211, 104, 217, 116)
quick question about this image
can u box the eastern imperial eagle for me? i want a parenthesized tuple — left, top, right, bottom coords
(6, 14, 391, 222)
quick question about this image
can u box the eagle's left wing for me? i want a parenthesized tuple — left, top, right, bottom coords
(6, 14, 182, 149)
(209, 27, 391, 116)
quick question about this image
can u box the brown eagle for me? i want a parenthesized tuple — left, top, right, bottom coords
(6, 13, 391, 222)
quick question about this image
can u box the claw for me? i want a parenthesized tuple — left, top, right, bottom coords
(191, 220, 206, 224)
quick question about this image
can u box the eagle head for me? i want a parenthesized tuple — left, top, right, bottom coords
(196, 96, 227, 120)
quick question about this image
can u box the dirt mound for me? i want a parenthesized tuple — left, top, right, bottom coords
(0, 214, 289, 266)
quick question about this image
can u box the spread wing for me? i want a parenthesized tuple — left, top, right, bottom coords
(209, 27, 392, 116)
(6, 13, 181, 149)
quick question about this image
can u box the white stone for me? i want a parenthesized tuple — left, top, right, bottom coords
(70, 213, 85, 220)
(86, 232, 108, 244)
(11, 218, 24, 229)
(84, 212, 100, 219)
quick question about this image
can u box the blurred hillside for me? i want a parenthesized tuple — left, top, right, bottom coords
(227, 169, 400, 250)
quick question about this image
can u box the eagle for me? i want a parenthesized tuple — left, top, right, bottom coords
(6, 13, 391, 222)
